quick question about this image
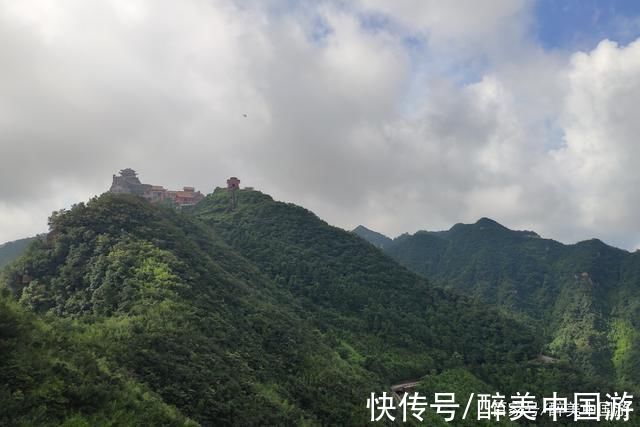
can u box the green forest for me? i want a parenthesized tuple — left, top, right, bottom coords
(0, 190, 633, 425)
(356, 219, 640, 395)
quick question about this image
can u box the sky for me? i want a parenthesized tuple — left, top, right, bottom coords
(1, 0, 640, 250)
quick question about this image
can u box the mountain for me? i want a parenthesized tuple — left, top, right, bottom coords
(358, 219, 640, 391)
(0, 237, 37, 269)
(192, 191, 600, 388)
(0, 192, 602, 424)
(352, 225, 392, 249)
(2, 193, 377, 425)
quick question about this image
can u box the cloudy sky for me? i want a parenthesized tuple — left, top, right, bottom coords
(2, 0, 640, 250)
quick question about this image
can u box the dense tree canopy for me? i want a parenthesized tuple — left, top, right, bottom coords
(0, 191, 610, 424)
(357, 218, 640, 393)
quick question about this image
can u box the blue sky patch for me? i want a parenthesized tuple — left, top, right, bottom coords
(534, 0, 640, 50)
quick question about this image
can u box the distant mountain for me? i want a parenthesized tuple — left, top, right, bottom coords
(351, 225, 392, 248)
(0, 237, 38, 269)
(0, 192, 597, 424)
(356, 219, 640, 390)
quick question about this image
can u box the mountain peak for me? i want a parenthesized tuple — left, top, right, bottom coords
(447, 217, 509, 235)
(352, 225, 392, 249)
(474, 217, 507, 229)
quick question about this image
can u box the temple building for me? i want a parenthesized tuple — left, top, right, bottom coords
(227, 176, 240, 209)
(109, 168, 151, 196)
(109, 169, 204, 207)
(227, 177, 240, 190)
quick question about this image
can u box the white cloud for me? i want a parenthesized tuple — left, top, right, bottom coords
(548, 39, 640, 245)
(357, 0, 529, 41)
(0, 0, 639, 251)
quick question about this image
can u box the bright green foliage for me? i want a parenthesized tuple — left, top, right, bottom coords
(0, 288, 193, 426)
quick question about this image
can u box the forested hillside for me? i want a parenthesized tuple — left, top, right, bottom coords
(193, 191, 600, 391)
(0, 289, 193, 426)
(2, 194, 382, 425)
(355, 219, 640, 392)
(0, 192, 605, 424)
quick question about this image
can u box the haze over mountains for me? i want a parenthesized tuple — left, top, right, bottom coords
(354, 219, 640, 391)
(0, 237, 38, 269)
(0, 190, 601, 425)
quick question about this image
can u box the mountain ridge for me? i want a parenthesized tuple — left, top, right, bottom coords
(353, 218, 631, 252)
(354, 218, 640, 390)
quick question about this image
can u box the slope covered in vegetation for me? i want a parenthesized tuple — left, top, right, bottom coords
(0, 289, 192, 426)
(2, 194, 381, 424)
(1, 192, 605, 424)
(194, 190, 600, 395)
(356, 219, 640, 391)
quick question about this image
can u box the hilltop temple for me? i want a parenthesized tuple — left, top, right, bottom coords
(109, 168, 204, 207)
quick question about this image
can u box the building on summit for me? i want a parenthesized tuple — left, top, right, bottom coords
(109, 168, 150, 196)
(227, 176, 240, 209)
(109, 169, 204, 207)
(226, 176, 240, 190)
